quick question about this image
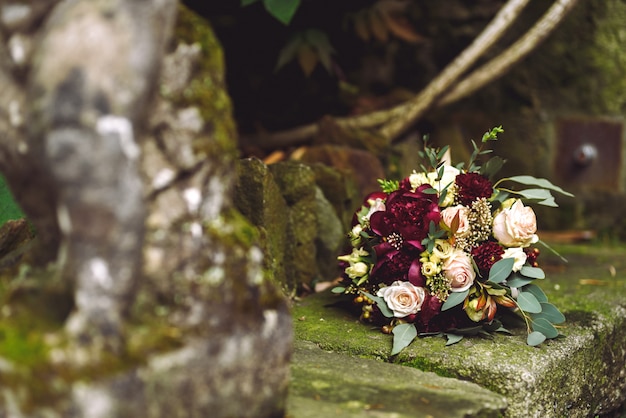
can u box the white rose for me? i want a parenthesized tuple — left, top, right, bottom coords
(501, 247, 527, 272)
(409, 166, 459, 206)
(441, 205, 471, 238)
(493, 199, 539, 247)
(377, 281, 426, 318)
(442, 249, 476, 292)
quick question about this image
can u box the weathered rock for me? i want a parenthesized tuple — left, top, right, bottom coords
(289, 340, 507, 418)
(0, 4, 292, 417)
(292, 244, 626, 417)
(235, 157, 291, 290)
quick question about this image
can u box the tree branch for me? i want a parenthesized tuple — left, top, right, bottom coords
(379, 0, 531, 140)
(437, 0, 579, 106)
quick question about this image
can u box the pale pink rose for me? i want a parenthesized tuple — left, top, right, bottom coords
(364, 198, 386, 220)
(441, 205, 471, 238)
(493, 199, 538, 248)
(377, 281, 426, 318)
(442, 250, 476, 292)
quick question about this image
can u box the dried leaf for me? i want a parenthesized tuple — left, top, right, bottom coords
(380, 13, 423, 43)
(353, 13, 370, 41)
(297, 44, 318, 77)
(369, 10, 389, 42)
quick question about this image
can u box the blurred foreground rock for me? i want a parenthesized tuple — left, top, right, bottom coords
(0, 4, 291, 417)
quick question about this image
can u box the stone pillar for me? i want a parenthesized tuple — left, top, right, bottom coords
(0, 2, 292, 417)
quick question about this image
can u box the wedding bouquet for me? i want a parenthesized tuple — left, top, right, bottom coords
(334, 127, 572, 354)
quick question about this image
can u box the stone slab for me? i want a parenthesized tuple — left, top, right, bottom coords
(291, 244, 626, 417)
(287, 340, 507, 418)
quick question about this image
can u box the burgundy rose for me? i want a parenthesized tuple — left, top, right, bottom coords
(455, 172, 493, 206)
(369, 184, 440, 252)
(370, 246, 424, 286)
(471, 241, 505, 277)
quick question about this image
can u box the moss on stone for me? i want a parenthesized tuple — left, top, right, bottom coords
(173, 4, 238, 160)
(292, 244, 626, 416)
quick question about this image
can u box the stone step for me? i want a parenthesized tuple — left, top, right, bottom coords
(287, 340, 507, 418)
(288, 244, 626, 417)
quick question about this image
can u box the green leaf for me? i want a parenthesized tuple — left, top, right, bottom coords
(441, 289, 469, 311)
(531, 317, 559, 338)
(524, 284, 548, 303)
(527, 331, 546, 346)
(331, 286, 345, 294)
(517, 188, 553, 201)
(537, 197, 558, 207)
(520, 266, 545, 279)
(391, 323, 417, 355)
(507, 175, 574, 197)
(505, 275, 533, 288)
(481, 125, 503, 142)
(360, 291, 393, 318)
(488, 258, 515, 284)
(275, 36, 303, 71)
(263, 0, 301, 25)
(517, 291, 542, 313)
(532, 303, 566, 324)
(444, 333, 463, 346)
(0, 174, 24, 226)
(480, 156, 505, 180)
(422, 187, 438, 195)
(241, 0, 260, 6)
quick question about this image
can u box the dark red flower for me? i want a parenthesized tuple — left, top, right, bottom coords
(370, 247, 424, 286)
(455, 172, 493, 206)
(471, 241, 505, 277)
(369, 184, 440, 253)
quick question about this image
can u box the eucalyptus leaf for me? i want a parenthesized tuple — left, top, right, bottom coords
(520, 266, 545, 279)
(507, 175, 574, 197)
(480, 156, 505, 180)
(517, 188, 553, 201)
(524, 283, 548, 303)
(360, 291, 394, 318)
(441, 289, 469, 311)
(445, 333, 463, 346)
(531, 318, 559, 338)
(527, 331, 546, 346)
(531, 303, 566, 324)
(331, 286, 345, 294)
(488, 258, 515, 283)
(538, 197, 558, 207)
(391, 323, 417, 355)
(505, 274, 533, 288)
(517, 291, 542, 313)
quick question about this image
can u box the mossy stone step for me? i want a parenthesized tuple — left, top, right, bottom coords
(290, 245, 626, 417)
(287, 340, 507, 418)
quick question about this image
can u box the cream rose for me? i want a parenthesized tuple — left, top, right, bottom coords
(377, 281, 426, 318)
(501, 247, 527, 272)
(409, 165, 459, 206)
(441, 205, 471, 238)
(493, 199, 538, 247)
(442, 250, 476, 292)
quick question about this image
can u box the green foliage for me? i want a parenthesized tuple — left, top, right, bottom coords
(377, 178, 399, 193)
(360, 291, 393, 318)
(391, 323, 417, 355)
(0, 174, 24, 226)
(276, 29, 335, 76)
(488, 258, 515, 283)
(441, 289, 468, 311)
(242, 0, 301, 25)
